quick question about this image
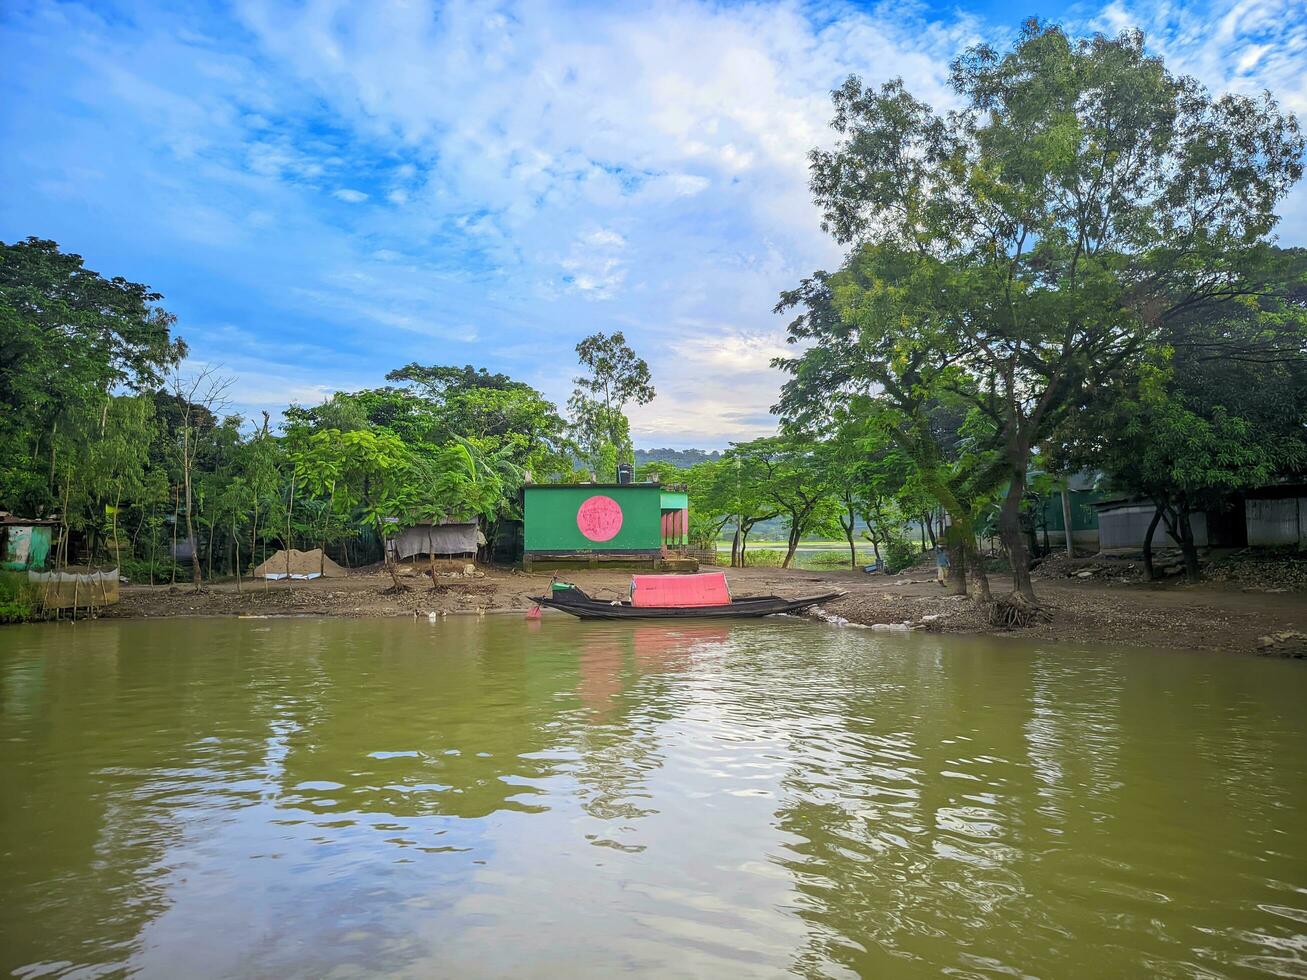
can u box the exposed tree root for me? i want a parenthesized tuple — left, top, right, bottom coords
(986, 592, 1051, 629)
(380, 583, 412, 596)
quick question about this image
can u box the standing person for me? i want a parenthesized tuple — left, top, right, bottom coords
(935, 546, 950, 587)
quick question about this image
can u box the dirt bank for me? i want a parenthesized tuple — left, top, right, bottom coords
(99, 562, 1307, 655)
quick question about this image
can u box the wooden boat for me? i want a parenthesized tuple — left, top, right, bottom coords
(530, 584, 843, 620)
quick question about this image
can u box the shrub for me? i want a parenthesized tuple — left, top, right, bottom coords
(0, 572, 38, 624)
(805, 549, 869, 569)
(119, 557, 182, 585)
(742, 549, 786, 567)
(882, 537, 919, 575)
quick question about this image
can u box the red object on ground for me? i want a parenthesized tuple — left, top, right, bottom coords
(630, 572, 731, 608)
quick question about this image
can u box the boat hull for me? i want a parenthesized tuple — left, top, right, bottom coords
(530, 589, 842, 620)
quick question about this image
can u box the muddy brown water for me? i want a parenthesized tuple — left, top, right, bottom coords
(2, 617, 1305, 977)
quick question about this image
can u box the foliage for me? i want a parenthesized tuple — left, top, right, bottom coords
(779, 20, 1303, 602)
(1056, 291, 1307, 579)
(1, 237, 185, 514)
(881, 536, 919, 575)
(568, 331, 655, 471)
(635, 448, 721, 467)
(740, 549, 786, 568)
(0, 572, 38, 624)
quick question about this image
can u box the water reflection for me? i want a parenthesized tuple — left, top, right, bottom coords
(1, 618, 1306, 977)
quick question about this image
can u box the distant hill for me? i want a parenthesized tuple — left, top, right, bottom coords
(634, 448, 722, 467)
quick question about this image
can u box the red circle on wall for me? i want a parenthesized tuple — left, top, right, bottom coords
(577, 495, 623, 542)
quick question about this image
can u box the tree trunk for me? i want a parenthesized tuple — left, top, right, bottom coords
(731, 520, 742, 568)
(1142, 504, 1164, 581)
(233, 526, 242, 593)
(1060, 488, 1075, 557)
(944, 524, 968, 597)
(110, 488, 122, 571)
(844, 515, 857, 571)
(965, 537, 992, 601)
(782, 522, 800, 569)
(284, 474, 296, 584)
(171, 486, 179, 586)
(998, 464, 1036, 601)
(1177, 511, 1201, 583)
(376, 510, 401, 588)
(184, 496, 201, 589)
(183, 426, 202, 590)
(206, 514, 215, 581)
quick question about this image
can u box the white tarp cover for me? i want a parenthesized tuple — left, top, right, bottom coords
(388, 523, 479, 560)
(28, 567, 120, 585)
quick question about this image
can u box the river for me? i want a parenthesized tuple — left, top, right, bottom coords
(2, 617, 1305, 977)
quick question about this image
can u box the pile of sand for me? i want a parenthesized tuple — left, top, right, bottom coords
(252, 548, 347, 579)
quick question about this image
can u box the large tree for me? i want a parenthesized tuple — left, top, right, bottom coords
(802, 21, 1302, 601)
(817, 416, 907, 571)
(568, 331, 655, 470)
(1, 238, 184, 513)
(775, 265, 1001, 599)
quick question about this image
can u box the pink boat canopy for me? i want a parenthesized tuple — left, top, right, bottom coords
(630, 572, 731, 608)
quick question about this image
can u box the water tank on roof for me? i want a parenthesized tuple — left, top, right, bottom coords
(617, 463, 634, 485)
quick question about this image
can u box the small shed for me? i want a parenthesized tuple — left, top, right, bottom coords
(386, 520, 481, 562)
(522, 482, 696, 571)
(0, 514, 57, 571)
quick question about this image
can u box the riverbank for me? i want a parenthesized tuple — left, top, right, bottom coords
(99, 563, 1307, 655)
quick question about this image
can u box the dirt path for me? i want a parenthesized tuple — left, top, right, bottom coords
(102, 563, 1307, 655)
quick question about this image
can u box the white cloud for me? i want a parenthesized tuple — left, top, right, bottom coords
(2, 0, 1302, 446)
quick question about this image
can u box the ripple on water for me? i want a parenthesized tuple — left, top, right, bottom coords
(1, 618, 1306, 978)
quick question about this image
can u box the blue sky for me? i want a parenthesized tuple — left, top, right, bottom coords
(2, 0, 1304, 449)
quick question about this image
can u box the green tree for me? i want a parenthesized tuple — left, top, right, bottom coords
(1057, 294, 1307, 581)
(292, 428, 419, 586)
(818, 418, 908, 570)
(714, 445, 781, 567)
(802, 21, 1303, 601)
(775, 267, 1000, 598)
(680, 461, 734, 552)
(722, 437, 836, 569)
(569, 331, 655, 471)
(1, 238, 184, 514)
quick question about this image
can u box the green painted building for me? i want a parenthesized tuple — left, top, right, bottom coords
(522, 482, 693, 568)
(524, 484, 662, 553)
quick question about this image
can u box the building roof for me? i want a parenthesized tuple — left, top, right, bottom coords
(0, 513, 59, 526)
(523, 482, 661, 490)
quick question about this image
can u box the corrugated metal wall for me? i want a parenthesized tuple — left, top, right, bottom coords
(1246, 498, 1305, 547)
(1097, 505, 1208, 550)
